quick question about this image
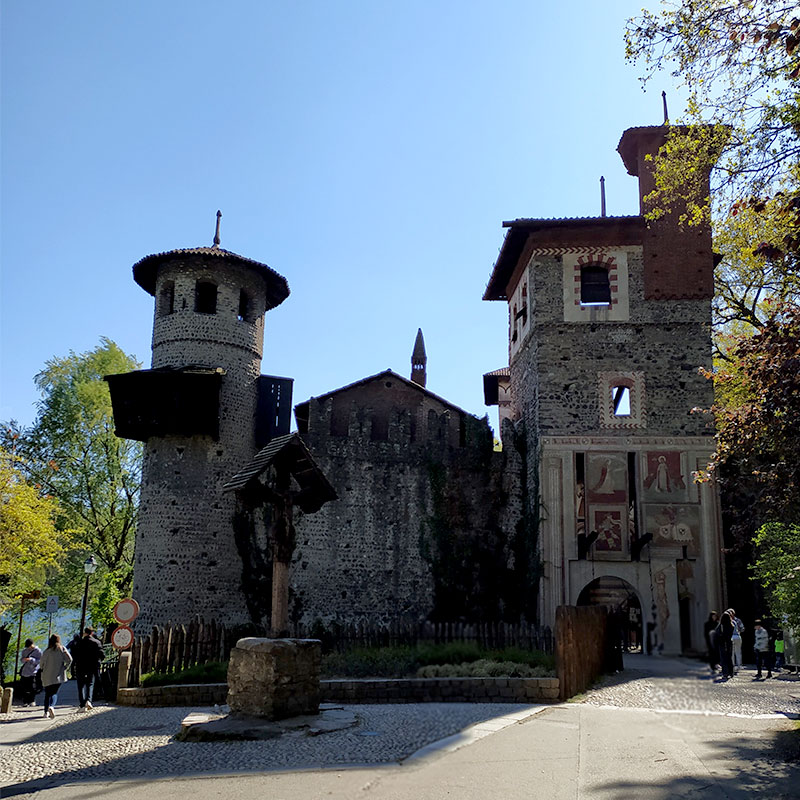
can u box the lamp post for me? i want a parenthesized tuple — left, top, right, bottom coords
(78, 555, 97, 634)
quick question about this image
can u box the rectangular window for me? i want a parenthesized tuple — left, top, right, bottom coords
(195, 281, 217, 314)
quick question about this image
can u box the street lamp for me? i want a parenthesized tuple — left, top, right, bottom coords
(78, 555, 98, 634)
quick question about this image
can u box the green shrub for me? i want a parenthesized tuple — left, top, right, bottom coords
(320, 643, 554, 678)
(416, 659, 553, 678)
(140, 661, 228, 687)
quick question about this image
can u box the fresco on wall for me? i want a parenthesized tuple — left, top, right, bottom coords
(586, 453, 627, 504)
(646, 504, 701, 556)
(641, 451, 688, 502)
(591, 507, 625, 552)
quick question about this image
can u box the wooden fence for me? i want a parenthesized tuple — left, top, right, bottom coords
(290, 620, 554, 654)
(555, 605, 609, 700)
(124, 618, 552, 687)
(126, 618, 227, 688)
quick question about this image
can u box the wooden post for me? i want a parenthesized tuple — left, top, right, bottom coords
(271, 559, 290, 636)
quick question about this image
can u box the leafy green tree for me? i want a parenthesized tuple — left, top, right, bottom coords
(752, 522, 800, 630)
(4, 339, 142, 593)
(703, 303, 800, 544)
(0, 449, 72, 612)
(625, 1, 800, 340)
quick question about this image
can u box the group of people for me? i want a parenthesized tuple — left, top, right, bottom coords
(18, 627, 106, 718)
(703, 609, 781, 680)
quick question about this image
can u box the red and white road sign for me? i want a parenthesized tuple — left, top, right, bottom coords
(113, 598, 140, 625)
(111, 625, 134, 651)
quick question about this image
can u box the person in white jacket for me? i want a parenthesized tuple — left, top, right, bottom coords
(38, 634, 73, 719)
(753, 619, 772, 679)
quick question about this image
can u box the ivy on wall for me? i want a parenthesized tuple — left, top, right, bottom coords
(419, 422, 541, 623)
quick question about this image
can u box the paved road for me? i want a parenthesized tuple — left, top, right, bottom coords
(2, 654, 799, 798)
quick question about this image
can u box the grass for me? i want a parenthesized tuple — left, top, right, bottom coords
(140, 660, 228, 687)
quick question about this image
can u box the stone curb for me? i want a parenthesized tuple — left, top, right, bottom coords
(116, 677, 560, 706)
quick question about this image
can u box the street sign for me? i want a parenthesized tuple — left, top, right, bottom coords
(45, 595, 59, 614)
(113, 598, 140, 625)
(111, 625, 134, 650)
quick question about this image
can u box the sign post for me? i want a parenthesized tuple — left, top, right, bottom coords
(111, 598, 139, 653)
(45, 595, 59, 638)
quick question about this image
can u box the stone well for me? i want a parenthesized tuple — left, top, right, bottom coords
(226, 637, 321, 720)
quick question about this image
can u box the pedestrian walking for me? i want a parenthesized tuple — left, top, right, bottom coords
(729, 609, 745, 673)
(19, 639, 42, 706)
(72, 627, 104, 711)
(703, 611, 719, 672)
(717, 610, 735, 679)
(38, 634, 72, 719)
(753, 619, 772, 679)
(774, 631, 784, 671)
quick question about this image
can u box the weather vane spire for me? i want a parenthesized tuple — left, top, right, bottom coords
(213, 210, 222, 247)
(662, 91, 669, 125)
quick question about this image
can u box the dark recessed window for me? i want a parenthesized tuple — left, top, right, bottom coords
(159, 281, 175, 316)
(581, 265, 611, 305)
(238, 289, 249, 322)
(195, 281, 217, 314)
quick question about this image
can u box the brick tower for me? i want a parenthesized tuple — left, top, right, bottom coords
(107, 221, 290, 629)
(483, 125, 725, 655)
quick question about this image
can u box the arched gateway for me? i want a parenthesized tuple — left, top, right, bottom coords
(577, 576, 643, 653)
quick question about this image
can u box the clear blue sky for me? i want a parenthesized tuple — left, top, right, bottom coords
(1, 1, 683, 432)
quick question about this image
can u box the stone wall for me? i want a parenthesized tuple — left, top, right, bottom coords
(511, 247, 715, 439)
(133, 255, 275, 629)
(287, 377, 530, 628)
(115, 677, 560, 706)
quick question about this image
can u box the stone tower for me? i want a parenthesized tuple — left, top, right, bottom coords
(410, 328, 427, 387)
(106, 229, 290, 629)
(483, 124, 725, 655)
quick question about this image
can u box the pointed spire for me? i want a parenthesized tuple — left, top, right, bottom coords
(213, 210, 222, 248)
(411, 328, 427, 388)
(662, 91, 669, 125)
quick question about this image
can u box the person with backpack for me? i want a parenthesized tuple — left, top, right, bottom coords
(72, 627, 105, 711)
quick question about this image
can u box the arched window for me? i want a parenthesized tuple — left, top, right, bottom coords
(195, 281, 217, 314)
(580, 265, 611, 305)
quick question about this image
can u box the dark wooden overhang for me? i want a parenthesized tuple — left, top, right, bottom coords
(105, 367, 223, 442)
(483, 216, 645, 301)
(483, 367, 510, 406)
(133, 246, 290, 311)
(222, 432, 337, 514)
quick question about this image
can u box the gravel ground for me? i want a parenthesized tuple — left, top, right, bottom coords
(582, 654, 800, 717)
(0, 701, 536, 791)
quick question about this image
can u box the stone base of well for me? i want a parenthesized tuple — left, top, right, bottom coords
(226, 637, 321, 720)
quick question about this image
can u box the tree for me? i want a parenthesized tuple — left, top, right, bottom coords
(4, 339, 143, 593)
(751, 522, 800, 630)
(702, 303, 800, 544)
(625, 1, 800, 339)
(0, 449, 72, 612)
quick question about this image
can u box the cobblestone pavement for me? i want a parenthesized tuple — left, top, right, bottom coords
(0, 698, 540, 794)
(582, 654, 800, 717)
